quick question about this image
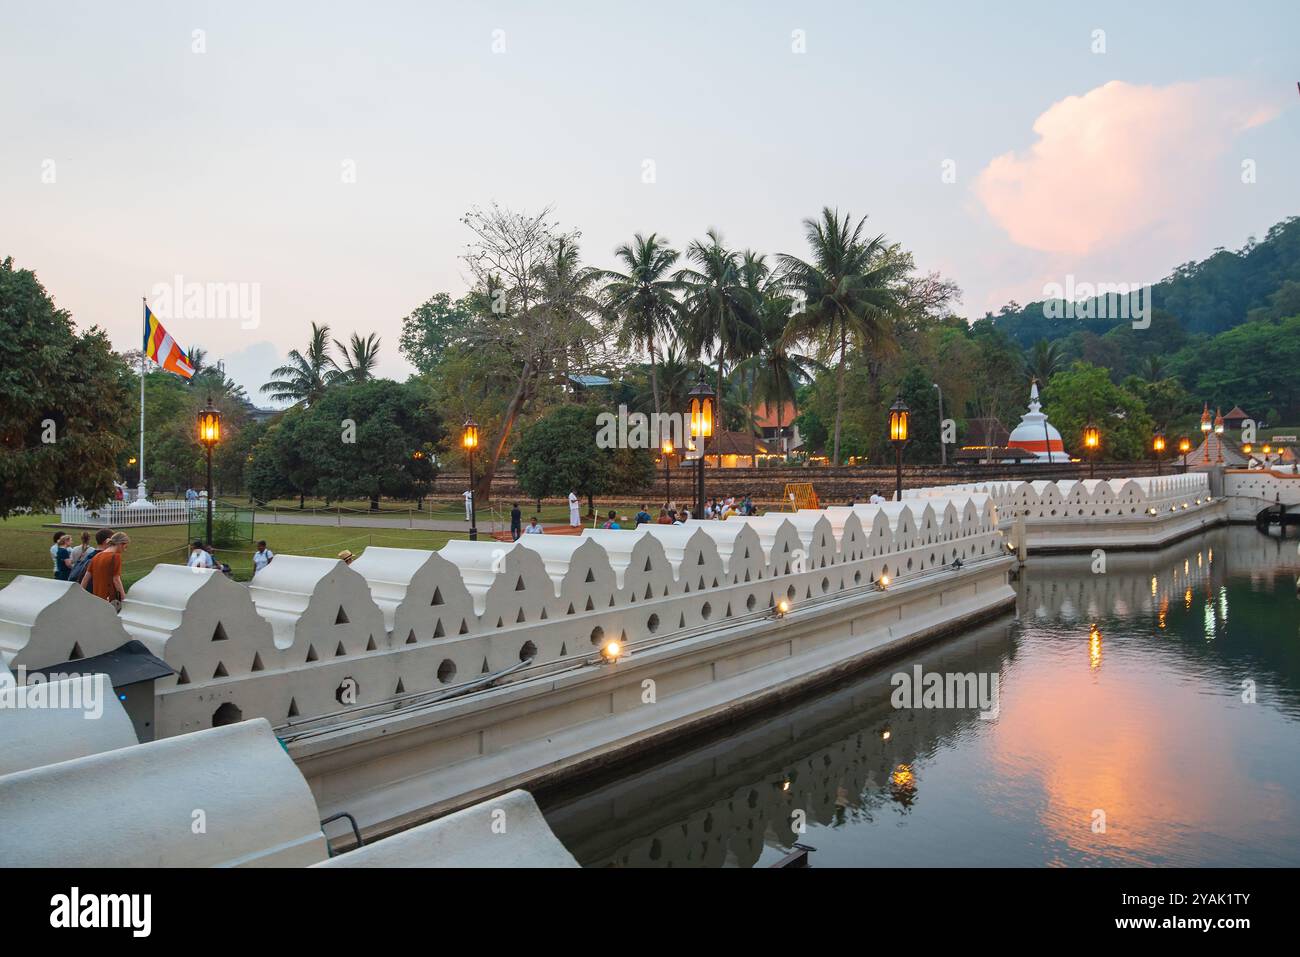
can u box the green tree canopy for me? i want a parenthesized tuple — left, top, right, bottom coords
(250, 380, 441, 508)
(1042, 362, 1154, 461)
(0, 257, 132, 516)
(513, 405, 652, 506)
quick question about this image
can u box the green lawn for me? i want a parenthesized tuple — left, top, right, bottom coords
(0, 514, 462, 589)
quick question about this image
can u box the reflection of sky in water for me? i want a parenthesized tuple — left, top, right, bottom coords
(542, 527, 1300, 867)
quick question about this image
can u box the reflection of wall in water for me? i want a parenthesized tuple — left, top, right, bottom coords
(543, 617, 1017, 868)
(1016, 526, 1299, 625)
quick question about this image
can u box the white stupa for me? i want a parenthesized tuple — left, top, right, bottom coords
(1007, 381, 1069, 463)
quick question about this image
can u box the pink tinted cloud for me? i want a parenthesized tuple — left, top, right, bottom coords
(974, 80, 1276, 256)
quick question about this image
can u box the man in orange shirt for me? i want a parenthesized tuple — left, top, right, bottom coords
(84, 532, 129, 605)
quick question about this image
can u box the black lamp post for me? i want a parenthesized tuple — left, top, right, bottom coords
(462, 418, 479, 541)
(1083, 422, 1100, 479)
(688, 381, 715, 520)
(196, 397, 222, 547)
(888, 395, 910, 502)
(1152, 430, 1166, 476)
(1177, 436, 1191, 473)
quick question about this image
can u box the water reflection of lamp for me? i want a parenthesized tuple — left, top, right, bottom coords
(1088, 623, 1102, 670)
(889, 763, 917, 807)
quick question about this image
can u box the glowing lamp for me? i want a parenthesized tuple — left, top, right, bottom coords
(1082, 423, 1100, 451)
(688, 381, 715, 439)
(461, 418, 479, 451)
(888, 396, 910, 446)
(600, 640, 623, 663)
(196, 402, 221, 448)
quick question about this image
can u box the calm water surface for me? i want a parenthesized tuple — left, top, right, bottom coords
(541, 526, 1300, 866)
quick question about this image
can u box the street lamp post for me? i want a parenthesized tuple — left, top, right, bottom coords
(1200, 403, 1212, 464)
(1083, 422, 1100, 479)
(688, 381, 715, 521)
(888, 395, 910, 502)
(1213, 408, 1225, 464)
(661, 439, 674, 507)
(1177, 436, 1191, 473)
(462, 418, 479, 541)
(196, 397, 222, 547)
(932, 383, 946, 467)
(1152, 430, 1166, 476)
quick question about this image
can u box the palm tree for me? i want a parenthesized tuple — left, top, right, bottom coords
(738, 280, 820, 457)
(533, 236, 604, 388)
(1024, 338, 1065, 388)
(185, 346, 208, 379)
(676, 229, 759, 408)
(261, 322, 338, 406)
(778, 208, 902, 465)
(600, 233, 682, 416)
(1139, 354, 1166, 383)
(333, 332, 381, 383)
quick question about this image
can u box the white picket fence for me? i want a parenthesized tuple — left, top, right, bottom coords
(59, 499, 200, 527)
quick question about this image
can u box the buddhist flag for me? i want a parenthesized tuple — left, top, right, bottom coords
(143, 304, 195, 379)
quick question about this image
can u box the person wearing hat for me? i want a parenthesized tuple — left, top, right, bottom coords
(338, 549, 355, 564)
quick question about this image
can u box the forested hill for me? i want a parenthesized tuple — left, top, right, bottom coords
(991, 216, 1300, 346)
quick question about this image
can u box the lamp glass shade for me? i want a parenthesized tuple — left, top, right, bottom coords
(197, 407, 222, 447)
(888, 398, 910, 444)
(689, 394, 713, 438)
(1083, 424, 1100, 450)
(461, 420, 479, 450)
(1153, 433, 1166, 453)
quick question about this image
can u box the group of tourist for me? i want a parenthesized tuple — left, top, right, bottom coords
(50, 529, 280, 612)
(50, 527, 130, 607)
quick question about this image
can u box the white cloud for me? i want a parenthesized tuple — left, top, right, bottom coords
(974, 80, 1278, 256)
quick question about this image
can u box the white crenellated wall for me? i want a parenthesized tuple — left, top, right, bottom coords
(0, 576, 131, 670)
(0, 497, 1008, 740)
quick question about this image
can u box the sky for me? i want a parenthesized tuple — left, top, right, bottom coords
(2, 0, 1297, 401)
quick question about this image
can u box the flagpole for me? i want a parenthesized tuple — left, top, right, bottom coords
(139, 296, 147, 503)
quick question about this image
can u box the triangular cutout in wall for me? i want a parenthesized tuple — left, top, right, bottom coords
(335, 606, 350, 625)
(287, 697, 299, 718)
(335, 641, 347, 657)
(251, 652, 264, 672)
(305, 645, 319, 663)
(211, 622, 229, 642)
(431, 587, 444, 605)
(433, 620, 445, 638)
(177, 666, 190, 685)
(213, 662, 228, 679)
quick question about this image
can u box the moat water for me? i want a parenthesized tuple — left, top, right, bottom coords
(541, 526, 1300, 867)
